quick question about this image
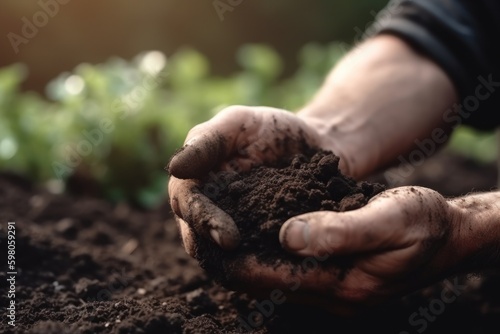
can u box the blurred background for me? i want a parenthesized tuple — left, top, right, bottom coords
(0, 0, 496, 208)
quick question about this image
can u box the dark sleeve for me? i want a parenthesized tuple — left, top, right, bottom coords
(367, 0, 500, 131)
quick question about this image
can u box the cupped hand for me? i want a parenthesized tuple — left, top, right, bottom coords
(167, 105, 335, 254)
(228, 186, 464, 315)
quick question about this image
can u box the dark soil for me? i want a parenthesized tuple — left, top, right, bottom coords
(1, 149, 500, 334)
(194, 150, 385, 284)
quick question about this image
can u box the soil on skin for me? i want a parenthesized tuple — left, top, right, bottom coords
(1, 149, 500, 334)
(194, 150, 385, 283)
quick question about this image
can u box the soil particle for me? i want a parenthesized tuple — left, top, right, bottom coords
(182, 314, 221, 334)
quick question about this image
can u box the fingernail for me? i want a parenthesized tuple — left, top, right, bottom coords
(281, 219, 309, 251)
(210, 229, 221, 246)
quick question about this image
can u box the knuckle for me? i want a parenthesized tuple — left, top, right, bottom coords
(218, 105, 251, 117)
(186, 122, 209, 139)
(313, 215, 343, 253)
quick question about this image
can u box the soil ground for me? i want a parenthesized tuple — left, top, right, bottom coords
(1, 149, 499, 334)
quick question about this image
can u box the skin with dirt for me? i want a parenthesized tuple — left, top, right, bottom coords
(191, 150, 385, 285)
(1, 150, 500, 334)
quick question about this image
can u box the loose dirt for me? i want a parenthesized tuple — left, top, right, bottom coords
(193, 150, 385, 284)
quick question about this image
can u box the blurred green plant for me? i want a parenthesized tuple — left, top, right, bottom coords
(447, 126, 497, 164)
(0, 43, 345, 207)
(0, 42, 496, 207)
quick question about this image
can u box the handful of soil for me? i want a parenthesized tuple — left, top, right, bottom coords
(193, 150, 385, 284)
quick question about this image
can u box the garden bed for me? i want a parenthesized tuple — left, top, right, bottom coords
(1, 149, 499, 334)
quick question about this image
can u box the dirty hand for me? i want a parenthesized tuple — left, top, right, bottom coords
(168, 105, 335, 254)
(238, 187, 466, 314)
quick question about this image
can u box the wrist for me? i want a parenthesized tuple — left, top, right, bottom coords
(296, 35, 457, 181)
(447, 192, 500, 273)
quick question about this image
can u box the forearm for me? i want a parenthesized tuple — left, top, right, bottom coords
(296, 35, 458, 179)
(448, 191, 500, 272)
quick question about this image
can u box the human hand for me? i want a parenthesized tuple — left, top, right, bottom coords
(229, 186, 465, 315)
(167, 105, 337, 255)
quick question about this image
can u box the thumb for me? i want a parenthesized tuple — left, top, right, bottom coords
(279, 197, 405, 257)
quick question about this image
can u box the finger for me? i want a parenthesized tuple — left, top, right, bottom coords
(279, 194, 408, 257)
(175, 216, 196, 257)
(168, 176, 240, 250)
(167, 132, 226, 180)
